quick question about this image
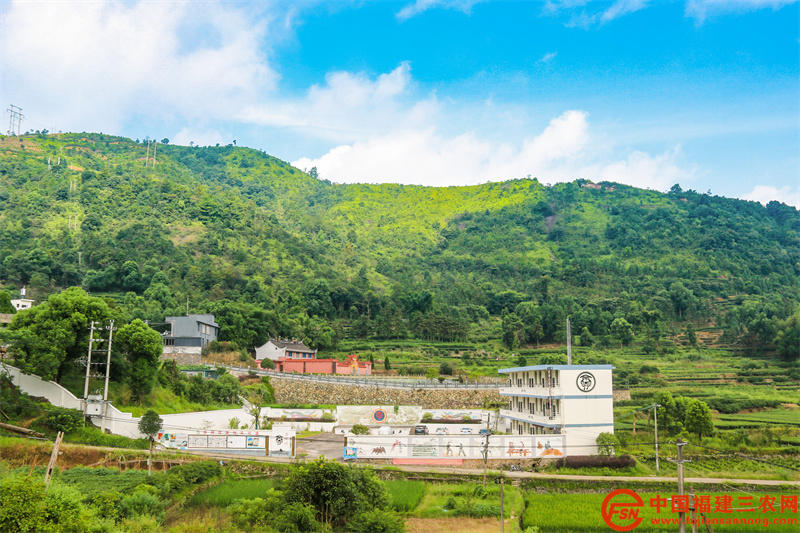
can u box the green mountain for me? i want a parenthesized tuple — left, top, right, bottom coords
(1, 132, 798, 357)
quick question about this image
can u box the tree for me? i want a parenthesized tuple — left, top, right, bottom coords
(7, 287, 114, 382)
(684, 323, 698, 348)
(653, 391, 678, 432)
(115, 319, 163, 401)
(138, 409, 163, 476)
(669, 282, 693, 320)
(610, 317, 634, 347)
(501, 312, 523, 350)
(774, 310, 800, 361)
(0, 290, 15, 314)
(282, 457, 390, 528)
(244, 383, 274, 429)
(384, 356, 391, 370)
(579, 327, 594, 347)
(684, 399, 714, 440)
(596, 432, 619, 456)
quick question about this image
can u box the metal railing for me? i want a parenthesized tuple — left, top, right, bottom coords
(204, 363, 502, 390)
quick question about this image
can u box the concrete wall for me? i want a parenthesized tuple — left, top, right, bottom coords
(346, 434, 566, 460)
(2, 363, 83, 410)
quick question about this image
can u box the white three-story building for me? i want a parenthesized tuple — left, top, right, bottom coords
(498, 364, 614, 455)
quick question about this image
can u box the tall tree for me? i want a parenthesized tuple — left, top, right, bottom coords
(684, 399, 714, 440)
(7, 287, 114, 382)
(138, 409, 163, 476)
(115, 319, 163, 400)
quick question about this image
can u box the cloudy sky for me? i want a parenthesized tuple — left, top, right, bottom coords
(1, 0, 797, 205)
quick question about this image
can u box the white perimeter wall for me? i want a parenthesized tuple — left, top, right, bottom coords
(346, 434, 567, 460)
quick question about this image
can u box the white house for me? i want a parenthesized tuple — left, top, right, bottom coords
(498, 364, 614, 455)
(10, 286, 34, 311)
(255, 338, 317, 362)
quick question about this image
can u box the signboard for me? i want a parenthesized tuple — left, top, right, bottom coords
(227, 435, 246, 448)
(343, 447, 358, 460)
(188, 435, 208, 448)
(269, 434, 292, 457)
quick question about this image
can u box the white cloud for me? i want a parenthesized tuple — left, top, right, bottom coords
(396, 0, 483, 21)
(292, 110, 697, 191)
(742, 185, 800, 207)
(1, 0, 276, 135)
(684, 0, 797, 24)
(538, 51, 558, 63)
(544, 0, 796, 26)
(600, 0, 650, 23)
(240, 62, 440, 142)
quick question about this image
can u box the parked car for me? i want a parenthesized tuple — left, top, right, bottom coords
(460, 427, 472, 434)
(414, 425, 429, 435)
(479, 429, 492, 436)
(435, 427, 449, 435)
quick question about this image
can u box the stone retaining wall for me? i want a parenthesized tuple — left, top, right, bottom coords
(161, 348, 202, 365)
(272, 378, 502, 409)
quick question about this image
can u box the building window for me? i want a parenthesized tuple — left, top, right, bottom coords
(164, 339, 174, 346)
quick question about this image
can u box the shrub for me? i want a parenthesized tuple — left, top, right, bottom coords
(422, 412, 434, 421)
(44, 407, 84, 433)
(274, 502, 323, 533)
(351, 424, 370, 435)
(118, 490, 165, 522)
(168, 460, 221, 484)
(555, 455, 635, 469)
(229, 497, 273, 529)
(0, 474, 46, 532)
(347, 508, 405, 533)
(43, 482, 93, 532)
(88, 491, 122, 521)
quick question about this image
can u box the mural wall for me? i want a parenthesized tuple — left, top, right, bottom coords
(157, 427, 296, 457)
(345, 434, 566, 460)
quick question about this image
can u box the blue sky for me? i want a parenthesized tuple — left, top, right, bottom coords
(1, 0, 798, 205)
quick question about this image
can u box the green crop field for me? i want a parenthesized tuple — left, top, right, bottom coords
(522, 491, 800, 533)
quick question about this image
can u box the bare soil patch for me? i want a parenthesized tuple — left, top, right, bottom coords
(405, 517, 511, 533)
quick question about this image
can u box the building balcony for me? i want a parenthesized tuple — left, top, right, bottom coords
(499, 386, 562, 397)
(499, 409, 563, 428)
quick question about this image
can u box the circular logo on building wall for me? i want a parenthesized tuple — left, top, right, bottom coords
(576, 372, 596, 393)
(372, 409, 387, 423)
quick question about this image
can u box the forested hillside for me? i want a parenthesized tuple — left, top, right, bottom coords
(1, 132, 798, 359)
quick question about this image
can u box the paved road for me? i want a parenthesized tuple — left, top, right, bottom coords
(296, 432, 346, 460)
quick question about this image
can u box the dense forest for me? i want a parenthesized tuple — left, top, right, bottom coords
(0, 132, 797, 365)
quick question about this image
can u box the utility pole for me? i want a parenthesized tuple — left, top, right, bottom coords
(676, 439, 688, 533)
(152, 140, 157, 166)
(7, 105, 23, 135)
(566, 317, 572, 365)
(483, 414, 491, 488)
(83, 322, 98, 410)
(100, 320, 116, 433)
(44, 431, 64, 486)
(653, 403, 661, 472)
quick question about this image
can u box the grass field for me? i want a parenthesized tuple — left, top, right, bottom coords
(187, 478, 276, 507)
